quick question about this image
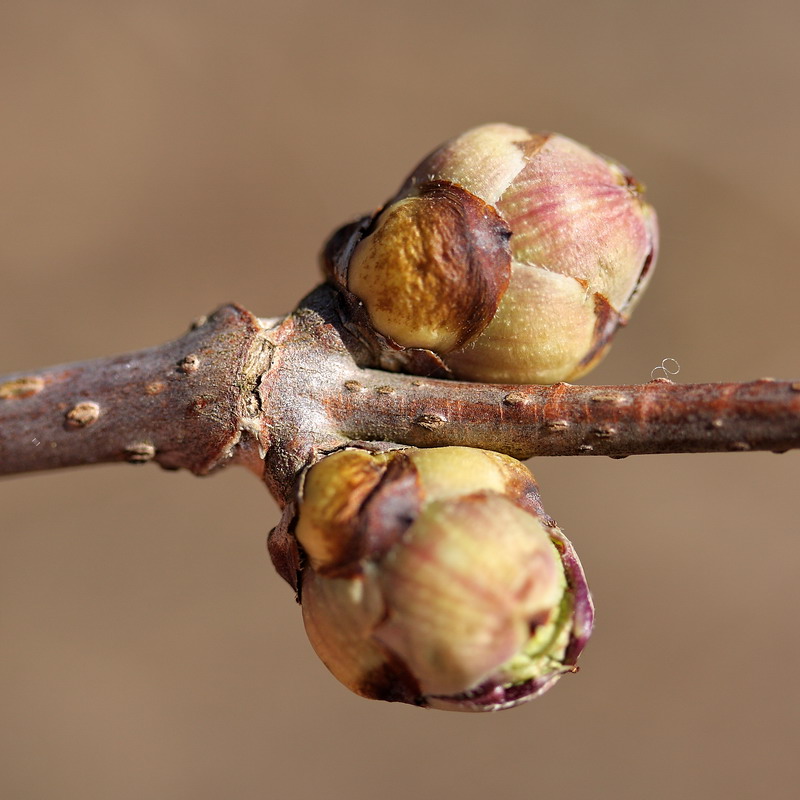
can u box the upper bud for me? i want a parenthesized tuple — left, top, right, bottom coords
(268, 446, 593, 711)
(324, 123, 658, 384)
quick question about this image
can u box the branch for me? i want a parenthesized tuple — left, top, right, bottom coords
(332, 371, 800, 459)
(255, 286, 800, 501)
(2, 288, 798, 507)
(0, 305, 270, 478)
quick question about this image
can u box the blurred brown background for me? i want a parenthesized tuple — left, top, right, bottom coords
(1, 1, 798, 798)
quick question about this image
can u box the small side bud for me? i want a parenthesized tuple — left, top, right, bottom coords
(269, 446, 593, 712)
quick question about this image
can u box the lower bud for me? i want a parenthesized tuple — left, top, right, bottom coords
(269, 446, 593, 712)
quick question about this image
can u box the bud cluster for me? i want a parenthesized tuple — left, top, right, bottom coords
(268, 446, 593, 712)
(324, 123, 658, 384)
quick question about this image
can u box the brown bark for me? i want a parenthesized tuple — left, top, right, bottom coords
(2, 286, 798, 507)
(0, 304, 270, 477)
(333, 372, 800, 459)
(257, 286, 800, 501)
